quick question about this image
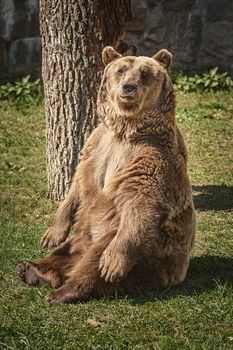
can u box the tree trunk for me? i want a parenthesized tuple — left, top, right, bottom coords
(40, 0, 131, 201)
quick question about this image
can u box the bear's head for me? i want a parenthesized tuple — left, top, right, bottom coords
(97, 46, 175, 139)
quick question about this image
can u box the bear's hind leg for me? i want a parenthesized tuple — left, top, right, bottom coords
(16, 234, 91, 289)
(45, 230, 117, 303)
(16, 247, 72, 289)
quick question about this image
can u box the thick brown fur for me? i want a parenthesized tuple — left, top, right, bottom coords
(16, 47, 195, 303)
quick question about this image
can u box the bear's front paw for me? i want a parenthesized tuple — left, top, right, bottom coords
(99, 246, 129, 283)
(40, 226, 68, 249)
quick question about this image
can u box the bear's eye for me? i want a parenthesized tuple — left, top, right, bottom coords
(117, 67, 127, 75)
(141, 70, 150, 79)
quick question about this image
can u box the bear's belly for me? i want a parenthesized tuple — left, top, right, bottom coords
(103, 153, 121, 189)
(95, 139, 133, 190)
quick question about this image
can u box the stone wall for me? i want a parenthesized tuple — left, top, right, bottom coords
(0, 0, 41, 78)
(0, 0, 233, 78)
(126, 0, 233, 75)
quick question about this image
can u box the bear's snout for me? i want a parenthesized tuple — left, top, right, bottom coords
(122, 83, 138, 95)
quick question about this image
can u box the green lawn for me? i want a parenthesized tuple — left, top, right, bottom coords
(0, 92, 232, 350)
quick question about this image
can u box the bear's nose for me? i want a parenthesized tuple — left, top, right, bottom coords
(122, 83, 137, 94)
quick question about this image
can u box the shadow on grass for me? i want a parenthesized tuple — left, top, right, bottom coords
(130, 255, 233, 305)
(193, 184, 233, 211)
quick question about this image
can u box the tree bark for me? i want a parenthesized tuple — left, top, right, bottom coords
(40, 0, 131, 201)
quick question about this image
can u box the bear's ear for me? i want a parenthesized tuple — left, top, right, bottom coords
(102, 46, 122, 66)
(152, 49, 172, 70)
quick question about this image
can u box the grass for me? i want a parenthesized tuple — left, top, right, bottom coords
(0, 92, 233, 349)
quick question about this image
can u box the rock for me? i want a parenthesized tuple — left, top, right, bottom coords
(127, 0, 148, 32)
(205, 0, 233, 22)
(0, 0, 40, 77)
(144, 5, 167, 43)
(125, 0, 233, 76)
(0, 0, 39, 42)
(8, 37, 41, 76)
(200, 21, 233, 73)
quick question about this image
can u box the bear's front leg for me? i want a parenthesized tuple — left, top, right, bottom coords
(41, 177, 80, 248)
(99, 238, 135, 283)
(41, 225, 70, 249)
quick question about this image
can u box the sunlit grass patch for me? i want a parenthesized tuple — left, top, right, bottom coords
(0, 92, 232, 350)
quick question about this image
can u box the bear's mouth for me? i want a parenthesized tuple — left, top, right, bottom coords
(120, 95, 137, 102)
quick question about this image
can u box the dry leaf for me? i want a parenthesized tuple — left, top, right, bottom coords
(86, 318, 103, 327)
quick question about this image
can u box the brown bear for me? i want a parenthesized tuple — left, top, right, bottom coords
(16, 46, 195, 303)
